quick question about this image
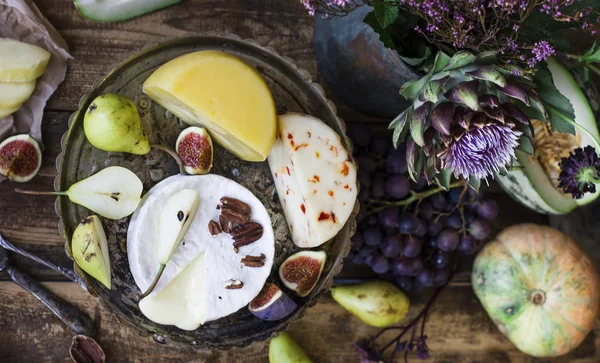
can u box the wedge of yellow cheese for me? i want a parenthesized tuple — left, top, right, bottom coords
(0, 81, 36, 108)
(143, 50, 276, 162)
(0, 38, 51, 82)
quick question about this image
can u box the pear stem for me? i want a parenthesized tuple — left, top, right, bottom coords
(139, 264, 166, 299)
(15, 189, 68, 196)
(151, 144, 185, 175)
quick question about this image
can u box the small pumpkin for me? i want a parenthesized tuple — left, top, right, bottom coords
(472, 223, 600, 357)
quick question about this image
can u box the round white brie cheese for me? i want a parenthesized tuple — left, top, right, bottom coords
(127, 174, 274, 329)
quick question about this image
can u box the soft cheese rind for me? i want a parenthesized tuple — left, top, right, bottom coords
(268, 113, 358, 248)
(128, 174, 274, 327)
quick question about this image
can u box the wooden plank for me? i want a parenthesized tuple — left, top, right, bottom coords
(0, 281, 597, 362)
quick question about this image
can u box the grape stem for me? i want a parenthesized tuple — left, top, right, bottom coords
(368, 267, 457, 361)
(366, 181, 467, 216)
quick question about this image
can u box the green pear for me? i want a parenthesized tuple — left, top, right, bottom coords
(72, 215, 111, 289)
(139, 189, 200, 298)
(84, 93, 150, 155)
(16, 166, 143, 220)
(331, 280, 410, 327)
(269, 332, 312, 363)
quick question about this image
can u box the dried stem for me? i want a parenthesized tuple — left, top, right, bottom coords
(15, 189, 68, 196)
(151, 144, 185, 175)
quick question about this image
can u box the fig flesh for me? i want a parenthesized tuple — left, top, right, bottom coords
(278, 250, 326, 297)
(249, 283, 297, 321)
(0, 134, 42, 182)
(176, 126, 213, 175)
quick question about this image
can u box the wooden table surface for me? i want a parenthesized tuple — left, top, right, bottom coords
(0, 1, 599, 362)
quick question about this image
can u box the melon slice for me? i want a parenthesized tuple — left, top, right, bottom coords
(0, 39, 50, 82)
(0, 104, 21, 119)
(0, 81, 36, 108)
(497, 57, 600, 214)
(74, 0, 182, 22)
(143, 50, 277, 162)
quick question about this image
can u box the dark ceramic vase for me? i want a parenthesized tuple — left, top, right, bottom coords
(314, 5, 419, 118)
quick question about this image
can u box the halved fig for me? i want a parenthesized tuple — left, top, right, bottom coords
(278, 250, 326, 297)
(249, 283, 297, 321)
(0, 134, 42, 182)
(175, 126, 213, 175)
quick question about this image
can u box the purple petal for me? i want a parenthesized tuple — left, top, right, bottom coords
(498, 84, 530, 106)
(445, 80, 479, 111)
(431, 103, 454, 136)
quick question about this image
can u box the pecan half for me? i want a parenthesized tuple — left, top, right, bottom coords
(208, 220, 223, 236)
(241, 260, 265, 268)
(241, 254, 265, 263)
(231, 222, 263, 239)
(233, 231, 263, 248)
(220, 215, 234, 233)
(221, 206, 251, 224)
(220, 197, 251, 214)
(224, 279, 244, 289)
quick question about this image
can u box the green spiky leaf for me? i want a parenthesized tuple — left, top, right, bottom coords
(432, 52, 452, 73)
(467, 66, 506, 88)
(400, 74, 432, 100)
(363, 12, 396, 49)
(533, 61, 576, 134)
(437, 169, 451, 190)
(467, 178, 481, 190)
(517, 136, 534, 155)
(410, 105, 428, 147)
(391, 107, 412, 147)
(373, 1, 398, 29)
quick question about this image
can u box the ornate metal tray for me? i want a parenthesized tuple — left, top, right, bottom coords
(54, 35, 357, 349)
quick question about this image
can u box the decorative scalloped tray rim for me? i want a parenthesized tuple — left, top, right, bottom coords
(53, 33, 359, 348)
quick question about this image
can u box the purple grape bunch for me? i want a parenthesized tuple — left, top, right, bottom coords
(346, 126, 499, 292)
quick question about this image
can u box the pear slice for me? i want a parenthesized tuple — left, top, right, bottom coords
(16, 166, 143, 220)
(72, 215, 111, 289)
(139, 188, 200, 298)
(0, 80, 36, 108)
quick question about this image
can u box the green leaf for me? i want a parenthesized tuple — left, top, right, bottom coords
(582, 41, 600, 63)
(475, 51, 498, 65)
(410, 105, 428, 147)
(373, 1, 398, 29)
(533, 62, 576, 134)
(399, 46, 432, 67)
(422, 78, 444, 103)
(399, 74, 432, 100)
(443, 51, 477, 71)
(363, 12, 396, 49)
(437, 169, 451, 190)
(467, 178, 481, 190)
(391, 107, 412, 147)
(432, 52, 451, 73)
(518, 136, 534, 155)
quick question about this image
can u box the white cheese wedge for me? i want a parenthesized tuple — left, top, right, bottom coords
(267, 113, 358, 248)
(128, 174, 274, 330)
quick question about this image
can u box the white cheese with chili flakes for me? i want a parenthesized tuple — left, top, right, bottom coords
(268, 113, 358, 248)
(128, 174, 274, 330)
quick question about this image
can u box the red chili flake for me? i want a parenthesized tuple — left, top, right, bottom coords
(315, 151, 320, 158)
(287, 133, 293, 139)
(286, 190, 289, 195)
(313, 189, 317, 194)
(331, 213, 337, 223)
(328, 190, 334, 197)
(290, 140, 295, 148)
(307, 132, 312, 138)
(329, 145, 339, 157)
(286, 166, 291, 176)
(308, 175, 320, 183)
(344, 184, 350, 189)
(294, 143, 309, 151)
(341, 162, 350, 176)
(318, 212, 330, 221)
(300, 204, 306, 214)
(275, 172, 278, 178)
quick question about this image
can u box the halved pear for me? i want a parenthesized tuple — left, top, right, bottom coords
(139, 188, 200, 298)
(72, 215, 111, 289)
(0, 38, 51, 82)
(0, 104, 21, 119)
(16, 166, 143, 220)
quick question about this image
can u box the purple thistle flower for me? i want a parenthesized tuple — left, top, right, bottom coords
(438, 123, 521, 180)
(354, 339, 384, 363)
(558, 146, 600, 199)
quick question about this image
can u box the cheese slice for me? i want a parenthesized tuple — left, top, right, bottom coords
(139, 253, 207, 331)
(268, 113, 358, 248)
(142, 50, 277, 162)
(128, 174, 274, 329)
